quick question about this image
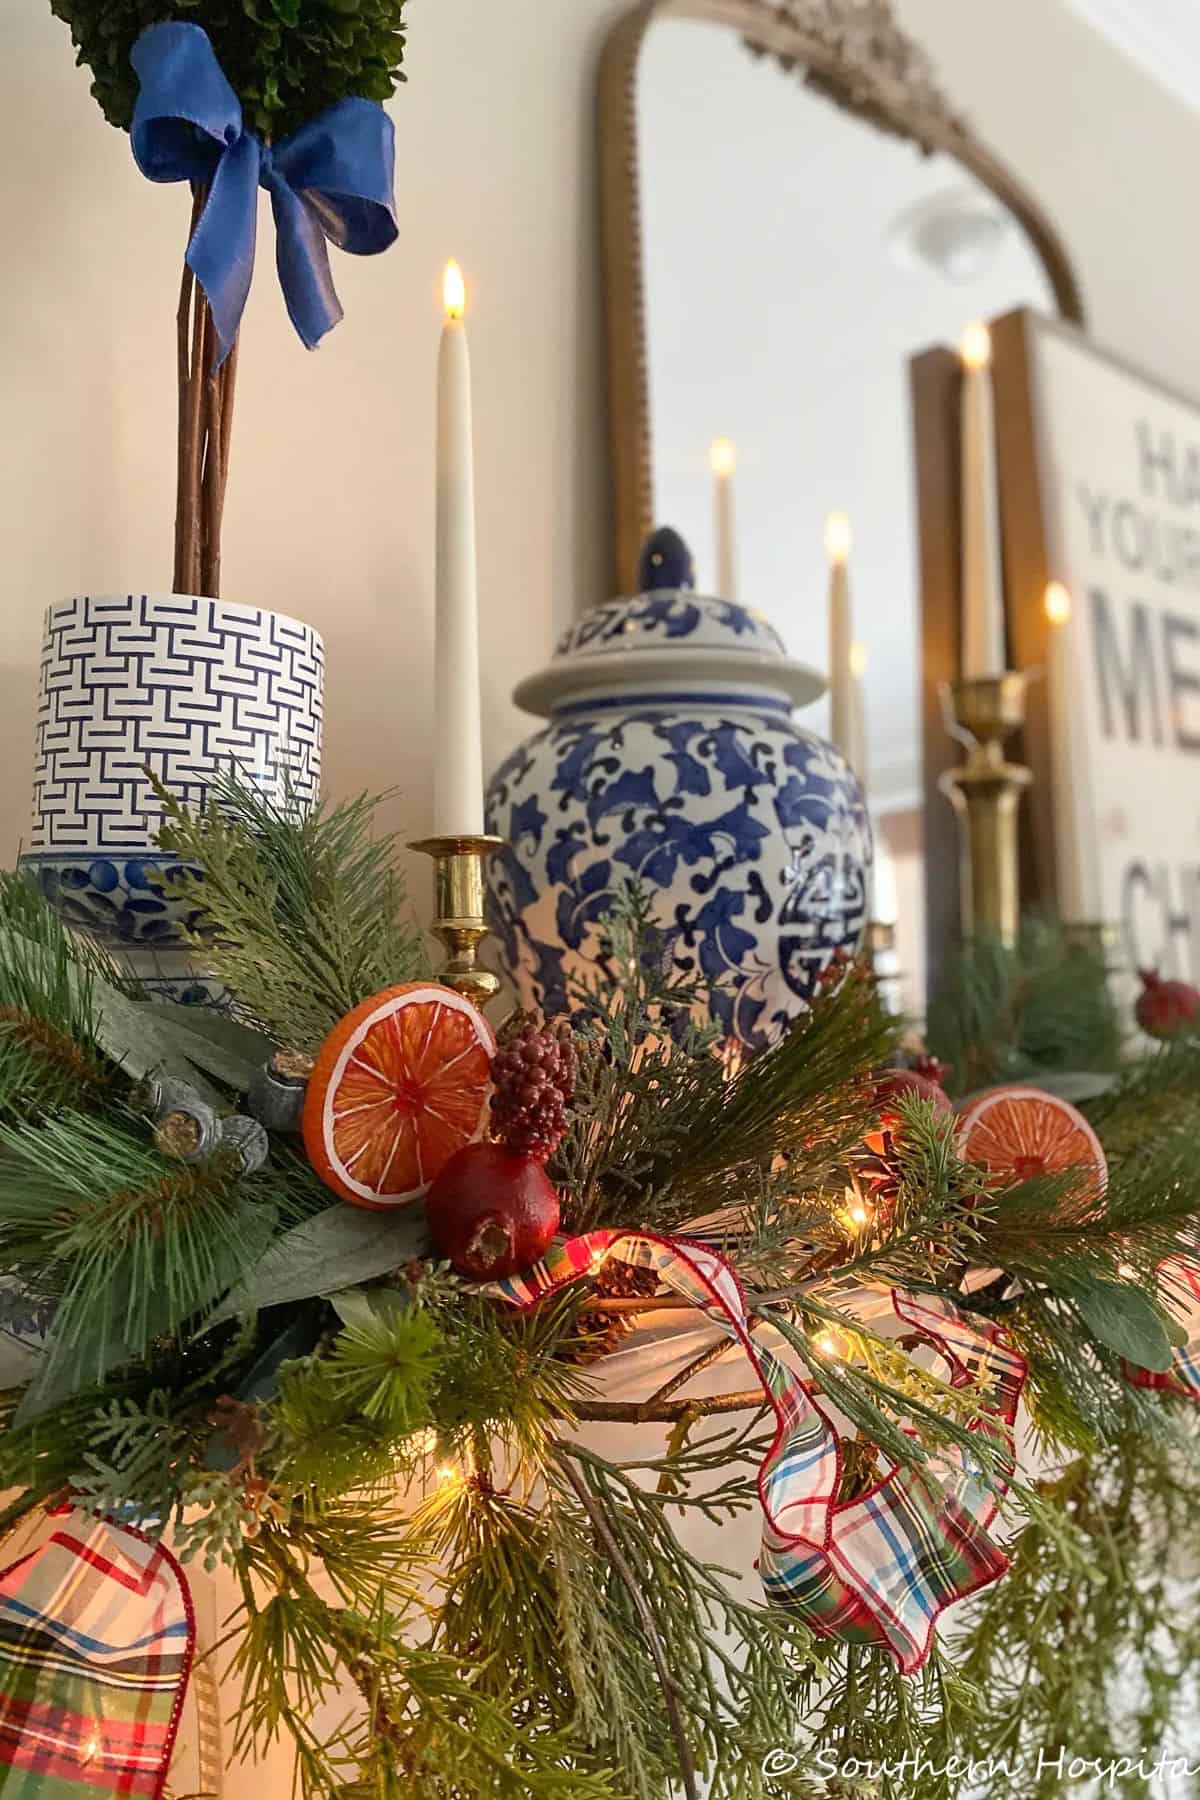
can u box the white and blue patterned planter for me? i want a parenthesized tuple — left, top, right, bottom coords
(485, 590, 872, 1049)
(20, 594, 324, 1001)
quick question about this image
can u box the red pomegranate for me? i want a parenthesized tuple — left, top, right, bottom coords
(424, 1141, 560, 1280)
(864, 1069, 953, 1155)
(1136, 968, 1200, 1042)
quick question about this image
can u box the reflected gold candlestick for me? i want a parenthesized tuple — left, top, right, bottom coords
(939, 673, 1031, 948)
(410, 835, 503, 1008)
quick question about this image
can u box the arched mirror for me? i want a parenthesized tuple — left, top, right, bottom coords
(599, 0, 1084, 1014)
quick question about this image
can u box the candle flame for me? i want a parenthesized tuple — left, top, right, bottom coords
(1044, 580, 1071, 625)
(443, 260, 466, 321)
(849, 641, 868, 678)
(709, 437, 737, 477)
(824, 511, 852, 565)
(961, 321, 992, 370)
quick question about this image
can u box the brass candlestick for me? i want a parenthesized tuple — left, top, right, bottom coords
(939, 673, 1032, 948)
(410, 835, 504, 1008)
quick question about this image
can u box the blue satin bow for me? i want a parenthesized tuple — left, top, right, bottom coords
(131, 22, 398, 364)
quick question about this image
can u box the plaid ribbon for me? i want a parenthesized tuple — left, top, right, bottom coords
(492, 1231, 1027, 1673)
(1125, 1259, 1200, 1398)
(0, 1518, 193, 1799)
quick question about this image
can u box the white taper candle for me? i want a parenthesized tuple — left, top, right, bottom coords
(434, 261, 484, 837)
(710, 437, 738, 601)
(959, 323, 1007, 680)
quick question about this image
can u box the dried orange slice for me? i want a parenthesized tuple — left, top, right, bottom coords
(955, 1085, 1107, 1195)
(302, 983, 495, 1209)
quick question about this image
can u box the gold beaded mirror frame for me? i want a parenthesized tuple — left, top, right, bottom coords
(600, 0, 1085, 598)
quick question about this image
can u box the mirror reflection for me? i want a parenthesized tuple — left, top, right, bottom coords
(638, 18, 1054, 1009)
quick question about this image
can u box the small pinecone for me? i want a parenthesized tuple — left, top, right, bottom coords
(490, 1017, 578, 1162)
(573, 1259, 661, 1365)
(854, 1132, 902, 1225)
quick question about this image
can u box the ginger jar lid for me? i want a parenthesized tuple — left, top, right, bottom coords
(513, 529, 825, 720)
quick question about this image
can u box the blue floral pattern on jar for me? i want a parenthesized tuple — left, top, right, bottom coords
(486, 695, 871, 1050)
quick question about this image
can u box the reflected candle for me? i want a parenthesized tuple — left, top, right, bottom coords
(434, 260, 484, 837)
(710, 437, 738, 601)
(959, 322, 1006, 680)
(826, 513, 865, 782)
(1044, 581, 1092, 922)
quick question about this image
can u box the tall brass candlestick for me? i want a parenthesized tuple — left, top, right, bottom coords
(939, 674, 1031, 947)
(410, 835, 503, 1007)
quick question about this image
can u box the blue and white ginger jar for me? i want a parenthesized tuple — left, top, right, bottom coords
(485, 587, 872, 1048)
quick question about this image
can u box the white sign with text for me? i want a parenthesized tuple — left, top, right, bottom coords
(1030, 328, 1200, 982)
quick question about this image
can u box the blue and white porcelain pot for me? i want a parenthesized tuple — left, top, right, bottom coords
(20, 594, 324, 1001)
(485, 579, 872, 1049)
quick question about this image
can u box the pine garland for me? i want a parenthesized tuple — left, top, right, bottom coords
(0, 792, 1198, 1796)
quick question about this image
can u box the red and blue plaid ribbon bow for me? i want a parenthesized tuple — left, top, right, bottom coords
(0, 1519, 193, 1798)
(493, 1231, 1027, 1672)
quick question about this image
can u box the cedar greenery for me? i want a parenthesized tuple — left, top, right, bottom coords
(926, 916, 1124, 1091)
(155, 769, 429, 1054)
(3, 789, 1200, 1793)
(48, 0, 408, 140)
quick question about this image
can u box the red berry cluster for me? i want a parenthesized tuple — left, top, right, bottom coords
(490, 1020, 579, 1162)
(910, 1052, 950, 1090)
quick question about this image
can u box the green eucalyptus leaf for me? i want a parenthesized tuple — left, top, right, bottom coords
(209, 1204, 431, 1322)
(328, 1288, 378, 1330)
(1070, 1281, 1174, 1373)
(142, 1003, 272, 1093)
(1161, 1307, 1191, 1349)
(1029, 1071, 1119, 1104)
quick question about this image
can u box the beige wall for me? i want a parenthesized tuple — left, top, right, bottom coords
(0, 0, 623, 869)
(1, 0, 1198, 871)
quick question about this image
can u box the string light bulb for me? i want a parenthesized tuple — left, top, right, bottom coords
(813, 1328, 849, 1361)
(839, 1193, 872, 1233)
(443, 259, 466, 321)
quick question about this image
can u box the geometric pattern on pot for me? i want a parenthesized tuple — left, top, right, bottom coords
(29, 594, 324, 853)
(486, 700, 872, 1051)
